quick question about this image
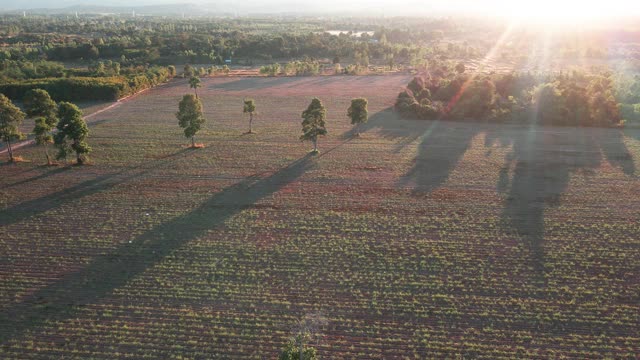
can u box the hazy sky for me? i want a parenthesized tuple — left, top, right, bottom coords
(2, 0, 639, 20)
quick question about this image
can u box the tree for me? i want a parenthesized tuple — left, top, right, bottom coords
(168, 65, 176, 77)
(189, 76, 202, 98)
(54, 102, 91, 165)
(243, 98, 257, 133)
(347, 98, 368, 136)
(0, 94, 25, 162)
(24, 89, 58, 165)
(183, 64, 194, 77)
(279, 337, 317, 360)
(176, 94, 205, 147)
(279, 313, 326, 360)
(455, 62, 466, 74)
(300, 98, 327, 153)
(532, 83, 567, 125)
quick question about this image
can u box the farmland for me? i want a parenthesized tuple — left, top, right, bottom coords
(1, 75, 640, 359)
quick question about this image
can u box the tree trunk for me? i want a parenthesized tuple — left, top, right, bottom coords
(312, 137, 318, 153)
(299, 336, 304, 360)
(191, 136, 195, 148)
(6, 139, 14, 162)
(249, 113, 253, 133)
(76, 153, 84, 165)
(195, 88, 198, 99)
(45, 145, 52, 165)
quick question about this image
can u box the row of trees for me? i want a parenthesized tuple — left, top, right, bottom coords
(1, 65, 174, 102)
(0, 90, 91, 164)
(176, 80, 368, 153)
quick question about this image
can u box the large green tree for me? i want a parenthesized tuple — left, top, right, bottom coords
(300, 98, 327, 153)
(189, 76, 202, 98)
(347, 97, 368, 136)
(54, 102, 91, 165)
(0, 94, 25, 162)
(24, 89, 58, 165)
(243, 98, 256, 134)
(176, 94, 206, 147)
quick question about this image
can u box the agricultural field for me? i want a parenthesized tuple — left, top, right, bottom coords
(1, 75, 639, 359)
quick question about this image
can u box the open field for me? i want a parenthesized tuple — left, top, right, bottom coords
(1, 75, 639, 359)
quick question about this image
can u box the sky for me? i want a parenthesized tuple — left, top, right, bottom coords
(2, 0, 640, 21)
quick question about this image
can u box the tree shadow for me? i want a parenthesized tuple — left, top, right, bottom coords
(597, 128, 636, 176)
(0, 154, 316, 345)
(344, 108, 481, 193)
(0, 148, 193, 229)
(398, 122, 480, 193)
(340, 109, 429, 152)
(4, 166, 71, 189)
(488, 125, 635, 285)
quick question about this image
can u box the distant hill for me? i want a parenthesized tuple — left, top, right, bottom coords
(2, 3, 225, 16)
(1, 0, 402, 16)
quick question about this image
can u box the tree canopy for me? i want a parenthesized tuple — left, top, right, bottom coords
(54, 102, 91, 164)
(176, 94, 206, 147)
(25, 89, 59, 165)
(300, 98, 327, 153)
(0, 94, 25, 162)
(243, 98, 257, 133)
(347, 97, 368, 136)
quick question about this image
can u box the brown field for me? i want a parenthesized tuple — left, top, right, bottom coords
(1, 75, 639, 359)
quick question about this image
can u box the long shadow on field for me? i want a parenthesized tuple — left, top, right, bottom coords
(0, 154, 316, 345)
(0, 148, 193, 228)
(487, 125, 635, 285)
(341, 109, 426, 150)
(347, 108, 479, 193)
(398, 122, 479, 193)
(4, 166, 71, 189)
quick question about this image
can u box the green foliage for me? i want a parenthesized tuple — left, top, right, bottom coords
(189, 76, 202, 97)
(24, 89, 57, 121)
(244, 98, 257, 132)
(25, 89, 58, 163)
(184, 64, 194, 77)
(0, 60, 65, 82)
(54, 102, 91, 164)
(285, 60, 320, 76)
(0, 66, 172, 102)
(532, 83, 569, 125)
(347, 98, 368, 125)
(278, 338, 318, 360)
(168, 65, 177, 77)
(0, 94, 25, 161)
(33, 117, 54, 146)
(176, 94, 206, 146)
(243, 98, 256, 114)
(397, 69, 630, 127)
(300, 98, 327, 151)
(260, 63, 281, 76)
(343, 64, 367, 75)
(447, 78, 496, 119)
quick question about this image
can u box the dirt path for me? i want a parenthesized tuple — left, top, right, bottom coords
(0, 85, 158, 157)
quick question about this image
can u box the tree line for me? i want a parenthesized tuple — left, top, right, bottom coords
(0, 90, 90, 164)
(396, 66, 636, 127)
(1, 81, 369, 164)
